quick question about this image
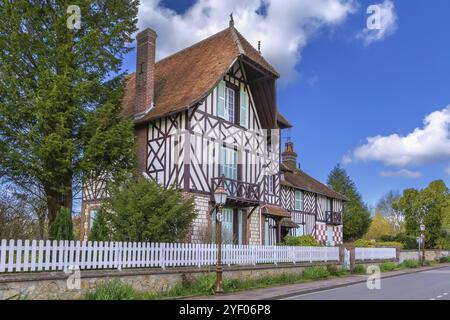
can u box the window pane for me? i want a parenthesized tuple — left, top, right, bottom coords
(225, 87, 235, 123)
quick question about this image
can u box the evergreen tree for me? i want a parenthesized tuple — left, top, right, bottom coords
(327, 164, 371, 241)
(102, 177, 197, 242)
(49, 207, 74, 240)
(89, 208, 112, 242)
(0, 1, 139, 230)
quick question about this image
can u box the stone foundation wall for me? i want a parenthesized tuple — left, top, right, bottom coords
(190, 194, 211, 243)
(399, 249, 450, 263)
(0, 262, 340, 300)
(248, 209, 261, 245)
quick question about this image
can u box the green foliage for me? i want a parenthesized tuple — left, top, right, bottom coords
(365, 212, 395, 240)
(0, 1, 139, 230)
(435, 237, 450, 250)
(354, 238, 403, 248)
(283, 235, 321, 246)
(400, 259, 419, 269)
(85, 280, 138, 300)
(99, 177, 197, 242)
(379, 233, 418, 249)
(395, 180, 450, 248)
(439, 256, 450, 263)
(352, 265, 366, 274)
(49, 207, 73, 240)
(89, 208, 113, 242)
(327, 165, 371, 241)
(302, 266, 330, 280)
(326, 264, 348, 276)
(379, 262, 398, 272)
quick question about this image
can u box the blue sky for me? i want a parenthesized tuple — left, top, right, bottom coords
(123, 0, 450, 208)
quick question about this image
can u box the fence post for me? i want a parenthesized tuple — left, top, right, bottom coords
(349, 246, 356, 272)
(395, 246, 400, 263)
(339, 245, 345, 266)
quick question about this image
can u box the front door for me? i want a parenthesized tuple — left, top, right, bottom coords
(327, 226, 334, 246)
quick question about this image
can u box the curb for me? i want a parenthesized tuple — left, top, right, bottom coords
(272, 264, 450, 300)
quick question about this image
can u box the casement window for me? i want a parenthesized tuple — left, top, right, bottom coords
(220, 146, 237, 180)
(267, 175, 274, 194)
(294, 224, 304, 237)
(240, 88, 248, 128)
(294, 190, 303, 211)
(217, 80, 235, 123)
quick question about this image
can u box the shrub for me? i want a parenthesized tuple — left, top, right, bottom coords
(379, 262, 398, 272)
(85, 280, 138, 300)
(379, 234, 418, 249)
(376, 241, 404, 249)
(353, 239, 376, 247)
(302, 266, 330, 280)
(400, 259, 419, 269)
(439, 256, 450, 263)
(435, 238, 450, 250)
(283, 235, 321, 247)
(326, 264, 347, 276)
(49, 207, 74, 240)
(352, 265, 366, 274)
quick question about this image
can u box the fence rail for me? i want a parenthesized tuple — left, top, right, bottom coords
(355, 247, 397, 261)
(0, 239, 340, 273)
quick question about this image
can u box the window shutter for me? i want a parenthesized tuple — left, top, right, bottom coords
(217, 80, 225, 118)
(240, 88, 248, 128)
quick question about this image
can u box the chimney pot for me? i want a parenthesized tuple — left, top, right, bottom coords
(282, 142, 298, 170)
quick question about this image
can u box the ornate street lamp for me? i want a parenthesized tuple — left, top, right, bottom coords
(213, 184, 227, 294)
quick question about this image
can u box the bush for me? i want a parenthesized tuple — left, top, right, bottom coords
(435, 237, 450, 250)
(326, 264, 347, 276)
(302, 266, 330, 280)
(352, 265, 366, 274)
(379, 234, 417, 249)
(354, 239, 403, 248)
(379, 262, 398, 272)
(439, 256, 450, 263)
(85, 280, 138, 300)
(400, 259, 419, 269)
(49, 207, 74, 240)
(283, 235, 321, 247)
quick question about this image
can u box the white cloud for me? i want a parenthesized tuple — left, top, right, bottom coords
(356, 0, 397, 45)
(138, 0, 357, 82)
(344, 106, 450, 167)
(380, 169, 422, 179)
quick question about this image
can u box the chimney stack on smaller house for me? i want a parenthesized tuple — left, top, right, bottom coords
(282, 142, 298, 170)
(135, 28, 157, 116)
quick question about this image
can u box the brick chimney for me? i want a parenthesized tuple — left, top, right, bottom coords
(282, 142, 298, 170)
(135, 28, 157, 116)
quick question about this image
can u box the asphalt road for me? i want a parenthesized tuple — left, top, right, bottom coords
(286, 266, 450, 300)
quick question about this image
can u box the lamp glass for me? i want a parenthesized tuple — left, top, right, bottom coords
(214, 186, 227, 206)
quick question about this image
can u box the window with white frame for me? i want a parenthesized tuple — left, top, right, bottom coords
(224, 87, 235, 123)
(294, 190, 303, 211)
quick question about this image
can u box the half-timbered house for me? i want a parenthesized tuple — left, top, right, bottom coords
(81, 19, 347, 245)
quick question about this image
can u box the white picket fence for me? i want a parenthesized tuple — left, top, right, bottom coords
(355, 247, 397, 261)
(0, 239, 340, 273)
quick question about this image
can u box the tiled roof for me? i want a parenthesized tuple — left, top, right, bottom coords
(261, 204, 291, 218)
(122, 26, 282, 123)
(281, 166, 349, 201)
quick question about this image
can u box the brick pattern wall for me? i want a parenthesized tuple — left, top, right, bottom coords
(248, 209, 261, 245)
(333, 225, 343, 245)
(315, 223, 327, 245)
(190, 194, 211, 243)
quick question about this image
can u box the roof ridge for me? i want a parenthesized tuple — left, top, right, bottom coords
(155, 27, 232, 65)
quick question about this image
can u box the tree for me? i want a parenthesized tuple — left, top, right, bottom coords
(376, 190, 404, 233)
(327, 164, 371, 241)
(89, 208, 113, 242)
(49, 207, 74, 240)
(364, 212, 394, 240)
(0, 1, 139, 231)
(395, 180, 450, 248)
(100, 177, 197, 242)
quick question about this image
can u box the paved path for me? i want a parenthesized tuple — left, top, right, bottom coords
(185, 264, 450, 300)
(287, 266, 450, 300)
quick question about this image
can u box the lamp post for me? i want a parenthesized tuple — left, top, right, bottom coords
(420, 222, 426, 266)
(213, 184, 227, 294)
